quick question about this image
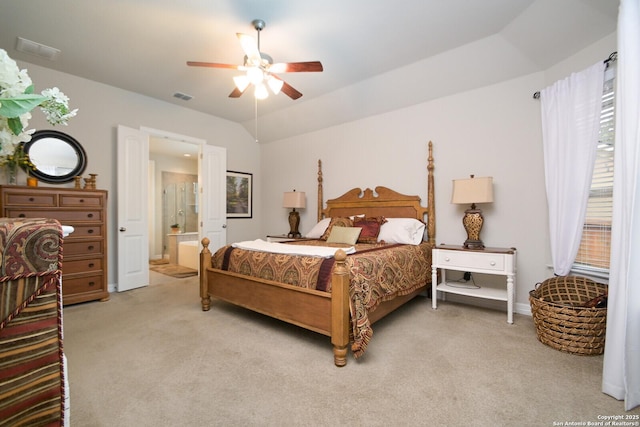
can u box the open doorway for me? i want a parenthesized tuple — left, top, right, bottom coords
(148, 135, 200, 279)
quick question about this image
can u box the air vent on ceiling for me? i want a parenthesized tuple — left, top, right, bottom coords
(16, 37, 60, 61)
(173, 92, 193, 101)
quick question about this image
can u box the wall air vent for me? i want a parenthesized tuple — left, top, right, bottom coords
(173, 92, 193, 101)
(16, 37, 60, 61)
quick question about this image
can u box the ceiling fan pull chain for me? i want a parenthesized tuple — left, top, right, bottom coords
(254, 97, 259, 143)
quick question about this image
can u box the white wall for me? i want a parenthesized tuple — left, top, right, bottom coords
(260, 33, 617, 315)
(17, 60, 262, 290)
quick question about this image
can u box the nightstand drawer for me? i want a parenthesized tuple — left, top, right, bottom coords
(435, 250, 505, 271)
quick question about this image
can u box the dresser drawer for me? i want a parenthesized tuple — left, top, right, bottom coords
(63, 274, 104, 295)
(59, 194, 104, 207)
(2, 191, 57, 207)
(7, 209, 103, 222)
(435, 249, 505, 271)
(66, 224, 103, 238)
(64, 240, 103, 256)
(63, 258, 103, 275)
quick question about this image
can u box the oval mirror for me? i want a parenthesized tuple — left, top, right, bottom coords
(22, 130, 87, 183)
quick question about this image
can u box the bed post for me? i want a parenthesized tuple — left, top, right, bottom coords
(200, 237, 212, 311)
(331, 249, 350, 367)
(427, 141, 436, 246)
(317, 159, 324, 222)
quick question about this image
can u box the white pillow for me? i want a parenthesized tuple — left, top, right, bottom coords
(305, 217, 331, 238)
(377, 218, 426, 245)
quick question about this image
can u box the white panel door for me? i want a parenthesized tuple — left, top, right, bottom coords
(199, 144, 227, 255)
(117, 125, 149, 292)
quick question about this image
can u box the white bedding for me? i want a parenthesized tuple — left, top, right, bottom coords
(232, 239, 355, 258)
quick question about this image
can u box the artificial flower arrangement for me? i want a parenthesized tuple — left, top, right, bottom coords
(0, 48, 77, 180)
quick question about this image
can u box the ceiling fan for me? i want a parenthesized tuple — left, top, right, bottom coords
(187, 19, 323, 100)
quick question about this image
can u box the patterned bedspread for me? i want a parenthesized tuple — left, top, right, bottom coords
(211, 239, 433, 357)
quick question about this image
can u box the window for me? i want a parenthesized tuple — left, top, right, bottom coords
(574, 63, 616, 273)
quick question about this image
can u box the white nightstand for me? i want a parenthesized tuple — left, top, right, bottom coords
(431, 244, 517, 324)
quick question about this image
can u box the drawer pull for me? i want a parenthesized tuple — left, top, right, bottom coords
(87, 213, 94, 218)
(88, 263, 95, 268)
(490, 261, 496, 266)
(444, 257, 450, 262)
(88, 229, 94, 234)
(29, 197, 35, 202)
(88, 282, 95, 287)
(79, 199, 85, 203)
(18, 213, 25, 218)
(88, 245, 94, 250)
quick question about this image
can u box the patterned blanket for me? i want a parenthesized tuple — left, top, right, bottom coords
(212, 240, 433, 357)
(0, 218, 64, 426)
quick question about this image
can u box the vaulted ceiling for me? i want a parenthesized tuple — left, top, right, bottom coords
(0, 1, 618, 142)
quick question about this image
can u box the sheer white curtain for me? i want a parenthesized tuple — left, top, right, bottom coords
(541, 62, 605, 276)
(602, 0, 640, 411)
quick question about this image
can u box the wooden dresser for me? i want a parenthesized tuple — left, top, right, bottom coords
(0, 185, 109, 305)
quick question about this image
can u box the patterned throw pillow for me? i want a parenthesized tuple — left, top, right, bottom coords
(353, 216, 387, 243)
(320, 217, 354, 240)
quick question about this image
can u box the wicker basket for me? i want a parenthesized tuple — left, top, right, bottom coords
(529, 276, 607, 355)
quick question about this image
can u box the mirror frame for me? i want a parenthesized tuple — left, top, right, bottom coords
(22, 130, 87, 183)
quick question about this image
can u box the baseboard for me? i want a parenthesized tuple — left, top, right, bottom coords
(434, 293, 532, 317)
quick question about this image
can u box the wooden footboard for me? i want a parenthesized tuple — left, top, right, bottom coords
(199, 239, 350, 366)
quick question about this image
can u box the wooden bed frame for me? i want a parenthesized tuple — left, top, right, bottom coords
(199, 141, 435, 366)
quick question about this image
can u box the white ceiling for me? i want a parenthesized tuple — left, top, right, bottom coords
(0, 1, 618, 143)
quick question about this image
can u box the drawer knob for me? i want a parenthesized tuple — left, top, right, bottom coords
(29, 197, 34, 202)
(18, 213, 25, 218)
(88, 282, 95, 287)
(88, 263, 95, 268)
(490, 261, 496, 266)
(87, 213, 94, 218)
(88, 229, 94, 234)
(88, 245, 94, 250)
(444, 257, 450, 262)
(79, 199, 85, 203)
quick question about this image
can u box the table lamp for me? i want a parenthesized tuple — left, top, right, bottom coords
(451, 175, 493, 249)
(282, 190, 306, 238)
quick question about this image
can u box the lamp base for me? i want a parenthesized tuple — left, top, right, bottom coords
(462, 207, 485, 250)
(463, 239, 485, 250)
(288, 209, 301, 239)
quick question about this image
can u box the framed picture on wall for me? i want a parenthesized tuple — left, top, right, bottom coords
(226, 171, 253, 218)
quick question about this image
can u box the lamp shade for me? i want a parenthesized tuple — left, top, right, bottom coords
(283, 191, 306, 209)
(451, 176, 493, 205)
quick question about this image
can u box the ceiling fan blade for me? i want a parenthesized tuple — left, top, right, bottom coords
(280, 81, 303, 100)
(269, 61, 323, 73)
(237, 33, 260, 63)
(229, 86, 247, 98)
(187, 61, 243, 70)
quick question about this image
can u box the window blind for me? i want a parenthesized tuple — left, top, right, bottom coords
(574, 65, 616, 272)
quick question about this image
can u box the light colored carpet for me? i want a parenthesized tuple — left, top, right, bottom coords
(62, 272, 638, 426)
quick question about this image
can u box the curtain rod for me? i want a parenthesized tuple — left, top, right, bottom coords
(532, 51, 618, 99)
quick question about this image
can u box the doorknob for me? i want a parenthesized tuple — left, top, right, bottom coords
(222, 224, 227, 228)
(119, 227, 126, 232)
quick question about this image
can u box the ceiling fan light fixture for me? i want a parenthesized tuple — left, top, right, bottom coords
(254, 82, 269, 100)
(233, 75, 250, 92)
(246, 67, 264, 85)
(267, 75, 284, 95)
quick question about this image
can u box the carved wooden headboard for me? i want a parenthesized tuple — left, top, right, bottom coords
(317, 141, 435, 245)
